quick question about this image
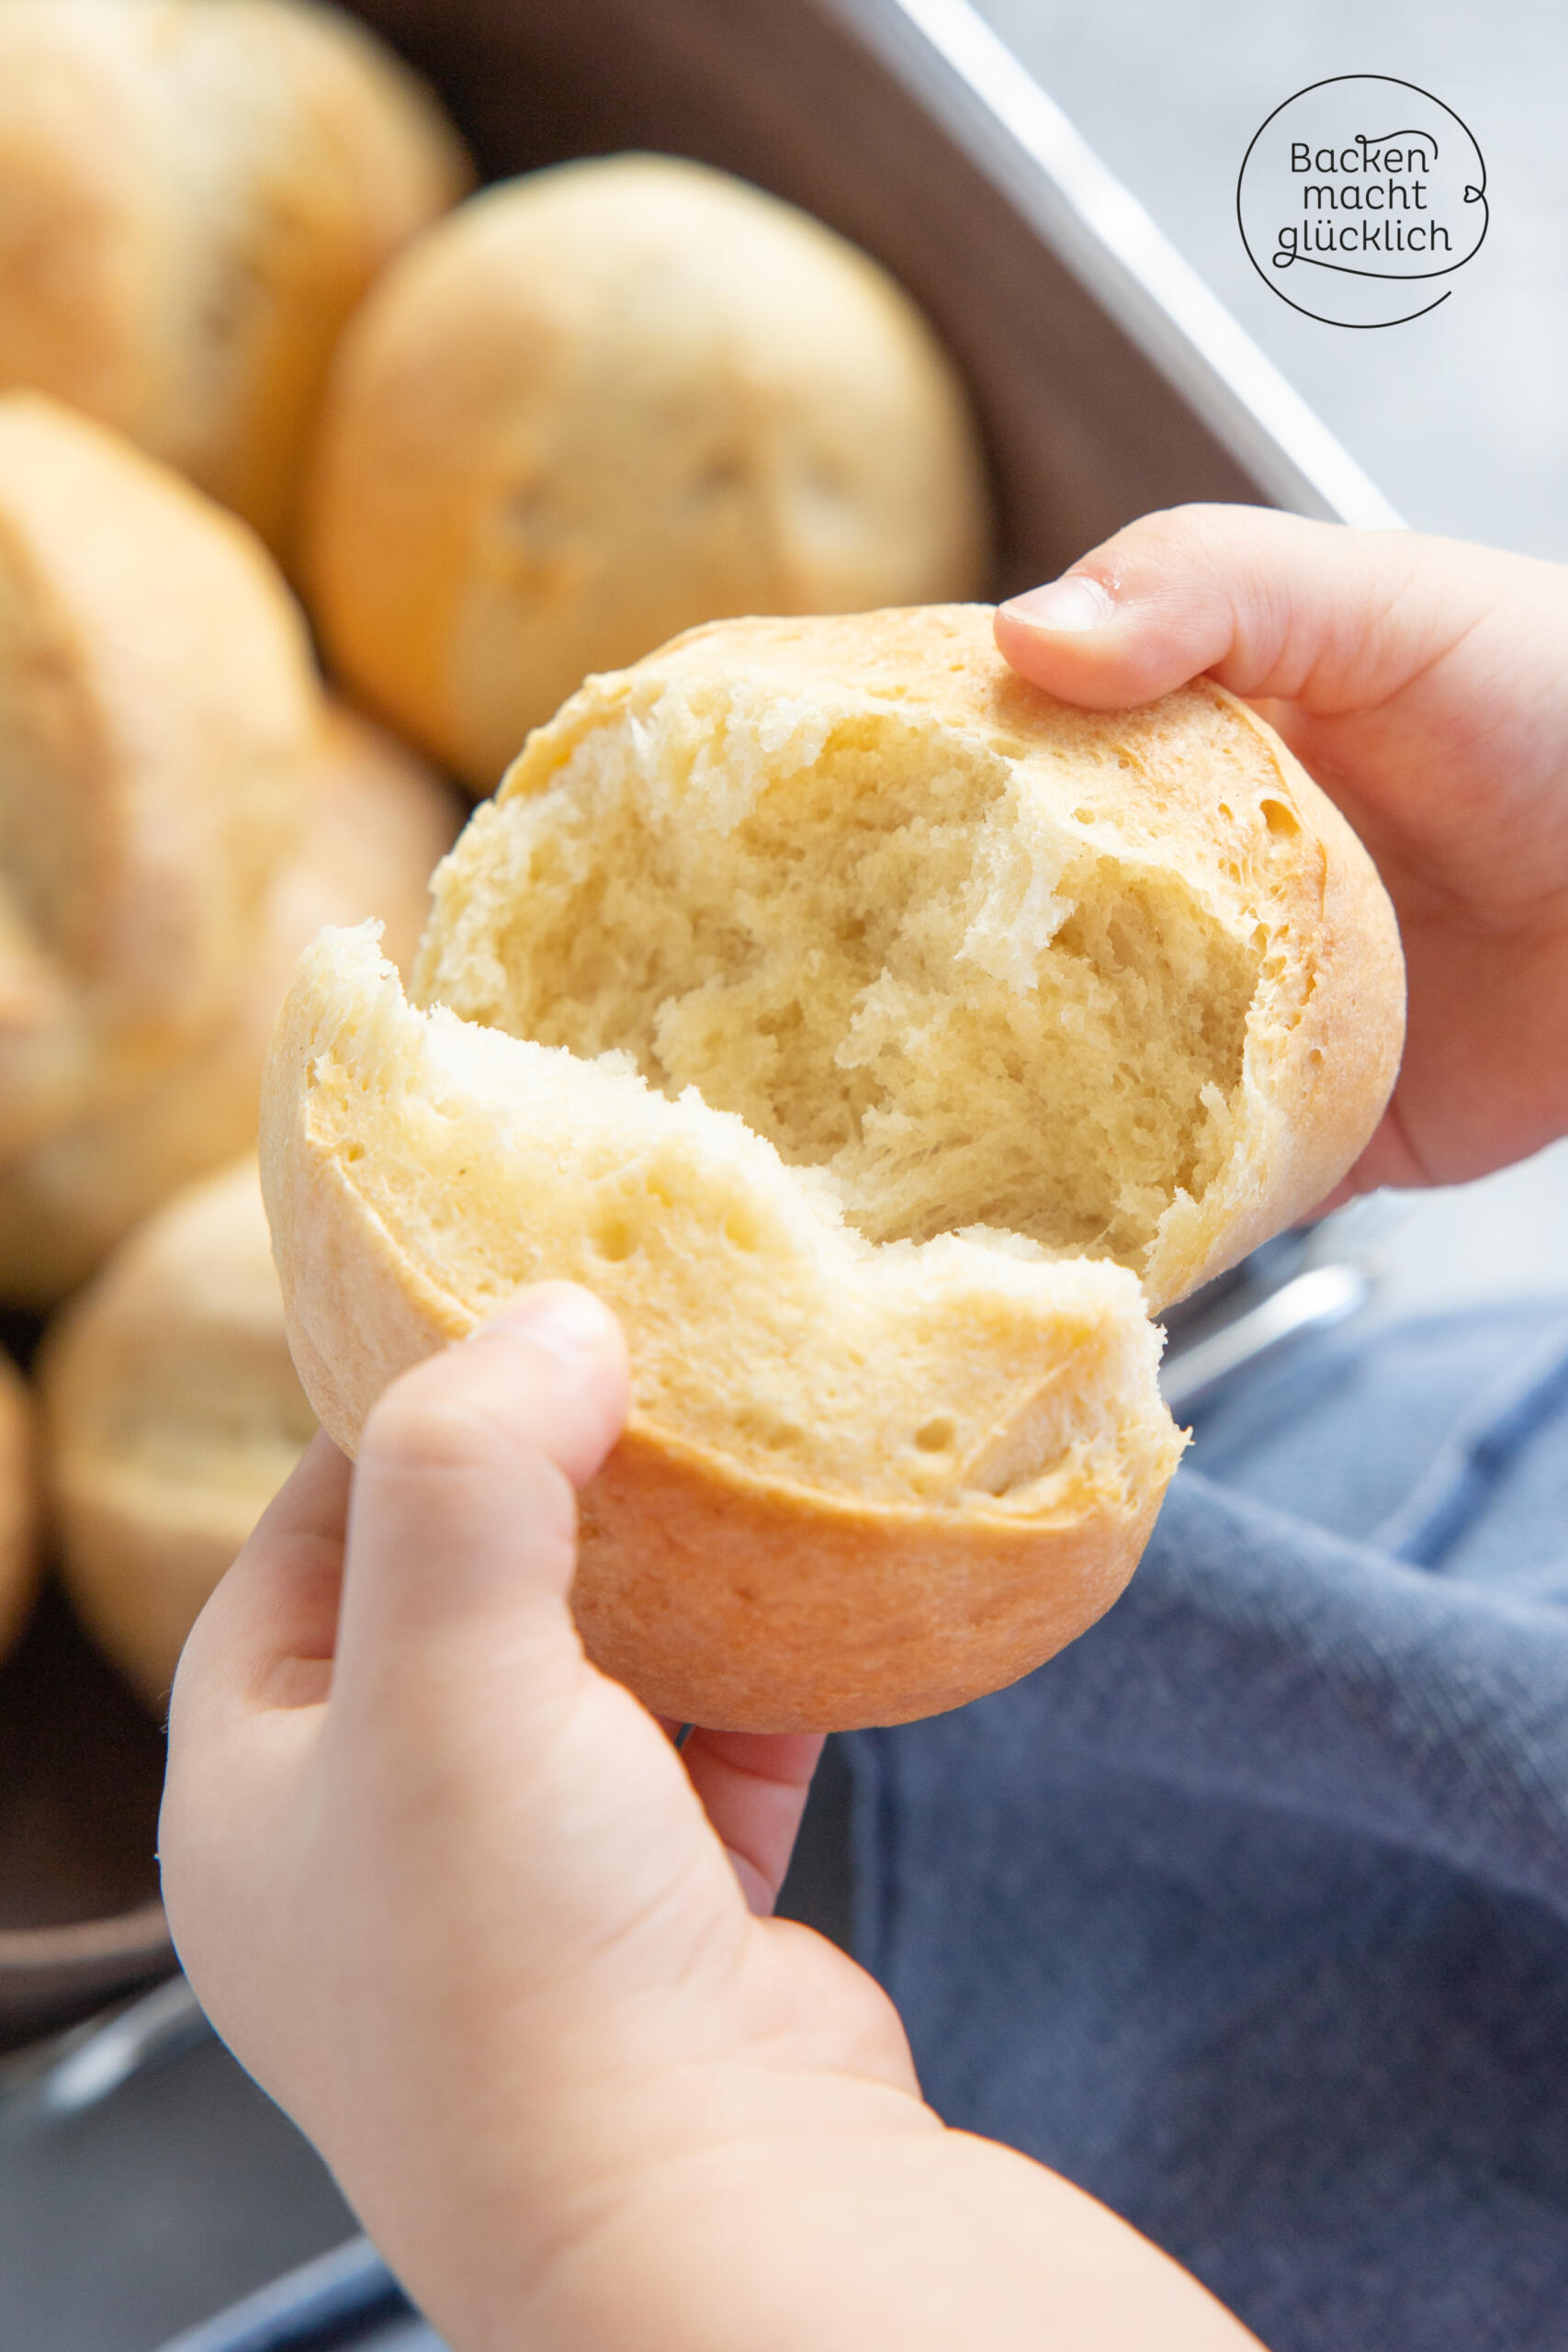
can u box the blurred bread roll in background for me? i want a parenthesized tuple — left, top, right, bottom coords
(263, 608, 1404, 1732)
(40, 1159, 312, 1708)
(302, 154, 992, 789)
(0, 1353, 40, 1670)
(0, 0, 471, 563)
(0, 701, 459, 1305)
(0, 392, 318, 1169)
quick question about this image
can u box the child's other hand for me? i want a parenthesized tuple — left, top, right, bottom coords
(161, 1283, 1260, 2352)
(997, 506, 1568, 1195)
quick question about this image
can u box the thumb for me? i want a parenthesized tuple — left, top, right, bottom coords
(328, 1283, 629, 1760)
(995, 503, 1451, 713)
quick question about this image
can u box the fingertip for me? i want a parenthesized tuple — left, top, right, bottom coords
(996, 563, 1208, 709)
(484, 1280, 622, 1363)
(999, 574, 1115, 638)
(997, 504, 1325, 710)
(338, 1291, 631, 1716)
(994, 574, 1113, 686)
(478, 1282, 631, 1484)
(363, 1282, 631, 1501)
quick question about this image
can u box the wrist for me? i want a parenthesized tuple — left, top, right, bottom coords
(309, 1923, 930, 2345)
(362, 2057, 942, 2352)
(439, 2107, 1263, 2352)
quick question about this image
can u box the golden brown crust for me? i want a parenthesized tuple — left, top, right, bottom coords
(302, 153, 991, 788)
(264, 1008, 1169, 1734)
(0, 391, 319, 1162)
(0, 695, 458, 1306)
(262, 607, 1403, 1732)
(39, 1159, 315, 1709)
(0, 1353, 40, 1670)
(0, 0, 472, 562)
(569, 1426, 1158, 1733)
(1145, 692, 1408, 1295)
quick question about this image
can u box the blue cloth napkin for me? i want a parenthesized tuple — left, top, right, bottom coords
(846, 1301, 1568, 2352)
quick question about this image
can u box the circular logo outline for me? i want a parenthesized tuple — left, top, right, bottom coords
(1236, 74, 1488, 330)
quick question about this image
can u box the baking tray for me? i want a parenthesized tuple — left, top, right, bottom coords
(344, 0, 1400, 563)
(0, 1286, 172, 2052)
(154, 2238, 433, 2352)
(4, 0, 1391, 2075)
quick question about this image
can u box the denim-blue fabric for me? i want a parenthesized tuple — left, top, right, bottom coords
(846, 1302, 1568, 2352)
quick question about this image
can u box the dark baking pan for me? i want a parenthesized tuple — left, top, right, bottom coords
(0, 1577, 173, 2052)
(345, 0, 1400, 576)
(155, 2239, 434, 2352)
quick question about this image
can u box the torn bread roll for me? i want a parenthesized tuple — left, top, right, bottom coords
(0, 701, 459, 1305)
(262, 606, 1405, 1731)
(0, 0, 472, 563)
(0, 1352, 40, 1669)
(40, 1159, 313, 1708)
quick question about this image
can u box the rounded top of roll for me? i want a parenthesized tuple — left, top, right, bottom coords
(0, 391, 319, 1162)
(302, 153, 992, 787)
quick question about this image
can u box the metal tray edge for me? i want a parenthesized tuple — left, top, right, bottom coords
(835, 0, 1404, 529)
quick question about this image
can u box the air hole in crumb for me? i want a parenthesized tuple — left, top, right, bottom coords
(1260, 797, 1300, 836)
(1072, 807, 1096, 825)
(914, 1416, 956, 1453)
(724, 1205, 762, 1250)
(592, 1213, 638, 1262)
(737, 1407, 805, 1451)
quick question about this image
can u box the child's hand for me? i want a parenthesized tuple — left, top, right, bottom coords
(997, 506, 1568, 1194)
(161, 1283, 1261, 2352)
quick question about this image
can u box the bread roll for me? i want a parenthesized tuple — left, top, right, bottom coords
(302, 154, 992, 790)
(262, 607, 1404, 1732)
(40, 1159, 313, 1709)
(0, 391, 320, 1170)
(0, 1352, 40, 1669)
(0, 0, 472, 563)
(0, 700, 459, 1305)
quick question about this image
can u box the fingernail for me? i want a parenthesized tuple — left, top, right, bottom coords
(489, 1283, 616, 1364)
(1001, 574, 1114, 634)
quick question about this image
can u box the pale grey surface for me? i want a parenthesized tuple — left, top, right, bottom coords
(1369, 1142, 1568, 1319)
(975, 0, 1568, 558)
